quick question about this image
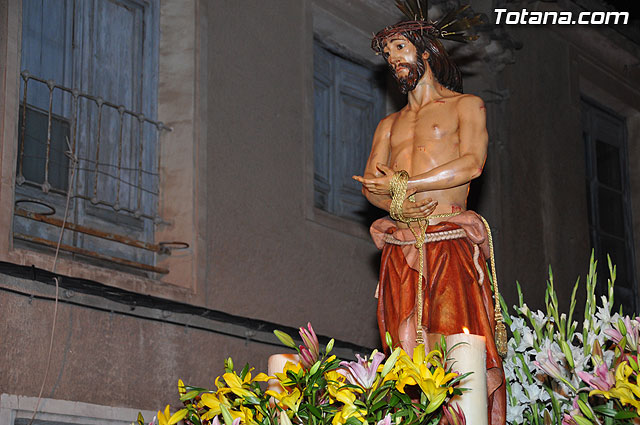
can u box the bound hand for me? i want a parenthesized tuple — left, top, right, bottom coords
(402, 191, 438, 219)
(352, 163, 395, 195)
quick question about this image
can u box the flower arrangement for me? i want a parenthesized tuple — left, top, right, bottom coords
(136, 324, 468, 425)
(503, 254, 640, 424)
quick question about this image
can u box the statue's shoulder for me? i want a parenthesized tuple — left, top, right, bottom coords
(379, 109, 402, 128)
(453, 93, 485, 108)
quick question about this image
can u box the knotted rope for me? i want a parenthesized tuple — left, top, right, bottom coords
(388, 170, 507, 357)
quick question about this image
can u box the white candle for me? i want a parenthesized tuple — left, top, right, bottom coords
(445, 330, 488, 425)
(267, 353, 300, 394)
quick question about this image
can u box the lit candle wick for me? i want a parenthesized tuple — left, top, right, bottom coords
(462, 327, 470, 334)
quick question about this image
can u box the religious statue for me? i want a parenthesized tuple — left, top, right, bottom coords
(352, 2, 506, 424)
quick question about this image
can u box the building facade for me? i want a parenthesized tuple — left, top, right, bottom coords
(0, 0, 639, 421)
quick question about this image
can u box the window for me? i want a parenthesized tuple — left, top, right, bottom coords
(582, 97, 637, 313)
(0, 0, 203, 296)
(14, 0, 164, 273)
(313, 42, 385, 222)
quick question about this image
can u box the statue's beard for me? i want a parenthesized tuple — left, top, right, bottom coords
(391, 58, 425, 94)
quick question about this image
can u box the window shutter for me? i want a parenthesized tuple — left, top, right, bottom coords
(583, 98, 636, 313)
(313, 44, 333, 211)
(313, 43, 385, 222)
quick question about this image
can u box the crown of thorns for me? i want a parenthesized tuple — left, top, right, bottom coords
(372, 1, 482, 52)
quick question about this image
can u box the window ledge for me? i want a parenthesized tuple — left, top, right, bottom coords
(4, 247, 196, 303)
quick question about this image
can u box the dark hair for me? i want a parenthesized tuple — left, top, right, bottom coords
(372, 21, 463, 93)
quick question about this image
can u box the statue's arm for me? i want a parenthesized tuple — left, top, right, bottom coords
(358, 117, 393, 211)
(353, 116, 438, 217)
(407, 95, 488, 193)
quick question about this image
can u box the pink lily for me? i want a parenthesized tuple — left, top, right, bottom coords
(299, 323, 320, 361)
(534, 349, 565, 381)
(576, 363, 614, 391)
(340, 352, 385, 389)
(376, 414, 392, 425)
(561, 397, 582, 425)
(299, 345, 315, 369)
(443, 403, 466, 425)
(534, 349, 577, 391)
(562, 414, 577, 425)
(606, 316, 640, 350)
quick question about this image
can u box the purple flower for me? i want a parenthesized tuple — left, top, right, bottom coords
(340, 352, 385, 389)
(576, 363, 614, 391)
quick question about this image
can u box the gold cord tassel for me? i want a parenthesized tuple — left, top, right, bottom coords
(479, 215, 508, 358)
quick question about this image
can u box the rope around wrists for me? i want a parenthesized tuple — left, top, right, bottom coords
(389, 170, 411, 222)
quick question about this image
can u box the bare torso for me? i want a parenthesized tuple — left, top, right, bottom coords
(386, 93, 470, 224)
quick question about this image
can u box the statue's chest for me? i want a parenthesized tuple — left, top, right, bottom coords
(390, 107, 458, 148)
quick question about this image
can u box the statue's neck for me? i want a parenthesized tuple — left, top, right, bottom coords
(407, 73, 446, 109)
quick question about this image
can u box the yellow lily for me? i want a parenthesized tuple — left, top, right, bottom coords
(178, 379, 186, 396)
(265, 387, 303, 412)
(325, 370, 347, 401)
(275, 361, 303, 385)
(393, 345, 457, 411)
(332, 388, 366, 425)
(229, 405, 258, 425)
(157, 404, 188, 425)
(219, 372, 261, 399)
(200, 392, 232, 420)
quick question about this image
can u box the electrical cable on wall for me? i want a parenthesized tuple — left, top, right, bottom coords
(27, 136, 78, 425)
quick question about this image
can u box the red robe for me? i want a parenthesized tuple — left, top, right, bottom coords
(371, 214, 506, 425)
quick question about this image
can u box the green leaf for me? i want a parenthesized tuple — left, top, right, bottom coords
(179, 389, 200, 401)
(244, 394, 261, 405)
(137, 412, 145, 425)
(306, 403, 322, 419)
(274, 330, 297, 349)
(592, 405, 617, 417)
(370, 387, 390, 406)
(388, 393, 400, 407)
(614, 410, 639, 420)
(240, 363, 250, 380)
(189, 411, 202, 425)
(345, 417, 363, 425)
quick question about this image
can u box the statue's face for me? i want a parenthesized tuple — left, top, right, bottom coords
(382, 34, 424, 94)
